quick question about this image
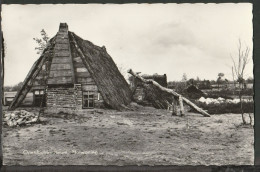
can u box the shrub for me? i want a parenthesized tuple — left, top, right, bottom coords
(192, 101, 254, 114)
(205, 88, 253, 97)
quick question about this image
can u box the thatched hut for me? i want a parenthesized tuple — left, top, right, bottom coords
(9, 23, 132, 110)
(130, 73, 172, 108)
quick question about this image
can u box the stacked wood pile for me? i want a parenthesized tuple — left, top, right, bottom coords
(4, 110, 38, 127)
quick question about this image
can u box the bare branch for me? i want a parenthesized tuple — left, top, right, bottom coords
(241, 47, 250, 78)
(231, 39, 251, 83)
(238, 39, 242, 74)
(230, 54, 239, 78)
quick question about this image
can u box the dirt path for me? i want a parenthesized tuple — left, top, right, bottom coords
(2, 107, 254, 165)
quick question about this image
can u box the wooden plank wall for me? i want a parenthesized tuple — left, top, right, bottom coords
(33, 63, 49, 87)
(70, 43, 95, 85)
(47, 25, 75, 85)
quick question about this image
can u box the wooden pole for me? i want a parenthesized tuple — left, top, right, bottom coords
(128, 69, 210, 117)
(179, 96, 184, 116)
(172, 98, 178, 116)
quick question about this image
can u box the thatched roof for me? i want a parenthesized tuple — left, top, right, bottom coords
(69, 32, 132, 110)
(9, 23, 132, 110)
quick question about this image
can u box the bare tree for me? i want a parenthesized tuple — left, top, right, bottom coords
(231, 67, 236, 93)
(33, 29, 49, 55)
(217, 73, 225, 90)
(182, 73, 187, 82)
(182, 73, 188, 88)
(231, 39, 251, 125)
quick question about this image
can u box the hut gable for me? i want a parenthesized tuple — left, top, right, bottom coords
(48, 23, 75, 85)
(9, 23, 132, 110)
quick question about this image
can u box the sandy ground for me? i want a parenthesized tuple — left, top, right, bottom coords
(2, 106, 254, 166)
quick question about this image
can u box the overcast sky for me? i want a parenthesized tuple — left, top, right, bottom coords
(2, 3, 253, 86)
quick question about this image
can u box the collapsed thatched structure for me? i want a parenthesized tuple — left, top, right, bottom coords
(9, 23, 132, 110)
(130, 73, 172, 109)
(128, 69, 210, 117)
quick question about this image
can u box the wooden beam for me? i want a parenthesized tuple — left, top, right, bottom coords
(9, 38, 55, 110)
(179, 96, 184, 116)
(172, 98, 178, 116)
(68, 37, 76, 84)
(128, 69, 210, 117)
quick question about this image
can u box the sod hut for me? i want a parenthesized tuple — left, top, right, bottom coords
(130, 73, 172, 108)
(9, 23, 132, 110)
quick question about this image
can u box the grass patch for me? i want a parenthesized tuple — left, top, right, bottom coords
(215, 119, 224, 123)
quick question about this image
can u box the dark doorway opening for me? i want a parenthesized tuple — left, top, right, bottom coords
(34, 90, 46, 107)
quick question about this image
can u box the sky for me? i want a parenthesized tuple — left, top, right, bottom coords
(2, 3, 253, 86)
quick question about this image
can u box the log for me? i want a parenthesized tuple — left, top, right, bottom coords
(128, 69, 210, 117)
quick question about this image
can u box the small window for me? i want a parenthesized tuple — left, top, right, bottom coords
(42, 65, 46, 70)
(83, 91, 95, 108)
(76, 68, 88, 72)
(138, 95, 143, 101)
(5, 97, 14, 105)
(97, 93, 100, 101)
(35, 90, 40, 95)
(6, 98, 14, 101)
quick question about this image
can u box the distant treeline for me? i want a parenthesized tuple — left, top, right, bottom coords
(4, 82, 23, 92)
(168, 77, 253, 90)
